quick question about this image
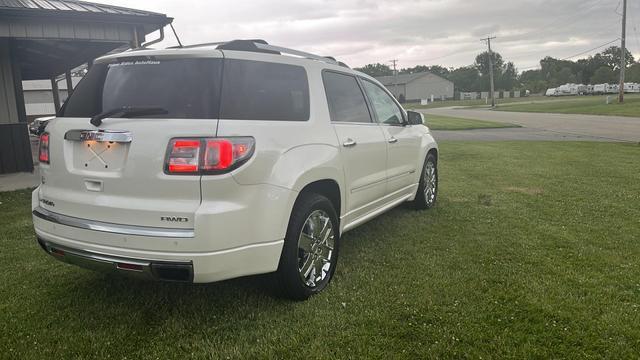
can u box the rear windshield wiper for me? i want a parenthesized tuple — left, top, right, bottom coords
(90, 106, 169, 127)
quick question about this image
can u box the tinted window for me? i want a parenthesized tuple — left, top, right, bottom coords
(220, 60, 309, 121)
(62, 59, 222, 119)
(322, 71, 372, 123)
(361, 79, 404, 125)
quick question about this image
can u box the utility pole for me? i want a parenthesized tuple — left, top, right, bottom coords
(390, 59, 399, 99)
(481, 36, 497, 107)
(619, 0, 627, 103)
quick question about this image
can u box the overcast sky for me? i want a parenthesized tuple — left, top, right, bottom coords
(99, 0, 640, 71)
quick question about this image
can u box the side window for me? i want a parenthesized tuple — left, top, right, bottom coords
(361, 80, 404, 125)
(322, 71, 372, 123)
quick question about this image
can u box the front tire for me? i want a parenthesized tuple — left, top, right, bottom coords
(276, 193, 340, 300)
(413, 152, 438, 210)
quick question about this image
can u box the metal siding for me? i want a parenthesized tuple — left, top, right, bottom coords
(73, 23, 90, 39)
(0, 40, 18, 124)
(117, 25, 133, 41)
(405, 74, 454, 100)
(88, 23, 105, 40)
(25, 22, 44, 38)
(42, 22, 60, 38)
(57, 22, 74, 38)
(0, 20, 9, 37)
(9, 22, 27, 37)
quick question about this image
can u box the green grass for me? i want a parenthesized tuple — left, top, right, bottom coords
(407, 95, 548, 109)
(2, 141, 640, 358)
(494, 94, 640, 117)
(425, 115, 518, 130)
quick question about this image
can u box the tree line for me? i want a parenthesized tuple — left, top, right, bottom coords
(354, 46, 640, 94)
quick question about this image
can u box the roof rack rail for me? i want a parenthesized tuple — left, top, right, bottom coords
(168, 40, 349, 68)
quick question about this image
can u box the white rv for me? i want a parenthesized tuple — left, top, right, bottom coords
(545, 88, 559, 96)
(593, 84, 607, 95)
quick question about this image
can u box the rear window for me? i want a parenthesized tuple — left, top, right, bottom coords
(62, 58, 223, 119)
(61, 58, 310, 121)
(220, 60, 309, 121)
(322, 71, 372, 123)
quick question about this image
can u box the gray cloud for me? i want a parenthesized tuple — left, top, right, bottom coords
(98, 0, 640, 71)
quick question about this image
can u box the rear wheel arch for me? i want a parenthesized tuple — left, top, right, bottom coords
(427, 147, 438, 163)
(297, 179, 342, 219)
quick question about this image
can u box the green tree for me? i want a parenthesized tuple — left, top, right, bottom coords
(474, 51, 504, 77)
(590, 66, 616, 84)
(601, 46, 635, 70)
(496, 62, 518, 90)
(448, 66, 480, 92)
(353, 63, 393, 77)
(626, 63, 640, 83)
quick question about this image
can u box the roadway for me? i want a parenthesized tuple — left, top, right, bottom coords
(421, 107, 640, 142)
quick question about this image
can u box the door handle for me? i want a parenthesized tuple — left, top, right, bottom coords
(388, 137, 398, 144)
(343, 138, 357, 147)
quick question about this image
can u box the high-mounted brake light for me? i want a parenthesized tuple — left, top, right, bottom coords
(165, 137, 255, 175)
(39, 133, 50, 164)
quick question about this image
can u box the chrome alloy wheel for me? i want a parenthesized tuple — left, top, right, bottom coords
(423, 161, 437, 205)
(297, 210, 335, 288)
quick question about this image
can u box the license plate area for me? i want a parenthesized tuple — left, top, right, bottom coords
(66, 130, 131, 172)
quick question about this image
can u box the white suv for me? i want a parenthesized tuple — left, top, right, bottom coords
(32, 40, 438, 300)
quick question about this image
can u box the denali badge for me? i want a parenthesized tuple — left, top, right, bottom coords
(161, 216, 189, 223)
(40, 198, 55, 207)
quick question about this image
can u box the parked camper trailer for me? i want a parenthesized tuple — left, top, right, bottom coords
(593, 84, 607, 95)
(557, 84, 577, 96)
(545, 88, 559, 96)
(585, 84, 594, 95)
(623, 83, 640, 93)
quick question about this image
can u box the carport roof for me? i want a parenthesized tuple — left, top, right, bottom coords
(1, 0, 172, 80)
(0, 0, 168, 22)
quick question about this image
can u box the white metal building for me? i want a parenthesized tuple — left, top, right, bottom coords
(375, 72, 454, 102)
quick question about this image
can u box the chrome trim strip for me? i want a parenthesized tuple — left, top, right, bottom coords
(350, 177, 387, 193)
(65, 129, 132, 143)
(33, 207, 194, 238)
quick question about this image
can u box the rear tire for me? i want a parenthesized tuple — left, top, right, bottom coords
(276, 192, 340, 300)
(413, 152, 438, 210)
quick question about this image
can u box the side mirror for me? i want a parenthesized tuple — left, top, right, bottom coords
(406, 111, 424, 125)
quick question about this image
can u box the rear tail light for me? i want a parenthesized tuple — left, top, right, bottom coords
(39, 133, 50, 164)
(165, 137, 255, 175)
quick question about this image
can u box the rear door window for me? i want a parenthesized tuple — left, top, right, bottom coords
(322, 71, 372, 123)
(62, 58, 223, 119)
(220, 60, 309, 121)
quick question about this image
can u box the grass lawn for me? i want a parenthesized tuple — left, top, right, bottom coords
(494, 94, 640, 117)
(407, 95, 549, 109)
(424, 115, 518, 131)
(2, 141, 640, 358)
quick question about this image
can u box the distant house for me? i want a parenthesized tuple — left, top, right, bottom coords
(375, 72, 454, 102)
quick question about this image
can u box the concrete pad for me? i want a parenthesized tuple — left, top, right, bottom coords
(0, 168, 39, 192)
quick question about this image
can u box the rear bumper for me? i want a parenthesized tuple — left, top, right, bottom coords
(37, 237, 194, 282)
(33, 211, 285, 283)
